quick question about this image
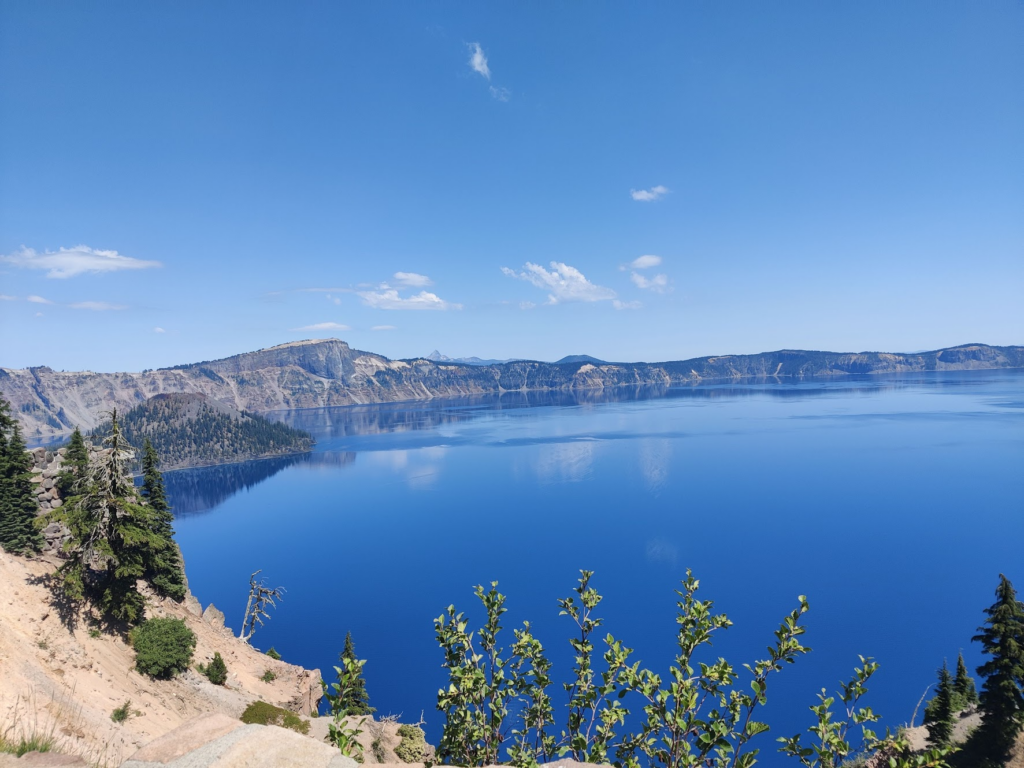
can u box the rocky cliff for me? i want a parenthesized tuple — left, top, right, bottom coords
(3, 339, 1022, 441)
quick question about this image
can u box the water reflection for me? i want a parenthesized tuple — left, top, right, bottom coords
(165, 452, 355, 516)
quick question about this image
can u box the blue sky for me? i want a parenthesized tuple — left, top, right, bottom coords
(1, 2, 1022, 371)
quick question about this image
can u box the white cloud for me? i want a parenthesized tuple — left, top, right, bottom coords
(34, 312, 43, 317)
(292, 322, 352, 332)
(371, 325, 397, 331)
(26, 295, 53, 304)
(393, 272, 433, 288)
(630, 272, 669, 292)
(629, 254, 662, 269)
(69, 301, 127, 310)
(519, 301, 536, 310)
(630, 185, 669, 202)
(501, 262, 617, 305)
(0, 294, 16, 301)
(325, 293, 341, 305)
(154, 327, 166, 333)
(1, 245, 162, 278)
(359, 289, 461, 311)
(489, 86, 511, 102)
(468, 43, 490, 79)
(612, 299, 642, 310)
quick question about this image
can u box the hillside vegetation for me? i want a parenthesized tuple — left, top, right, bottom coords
(100, 393, 313, 471)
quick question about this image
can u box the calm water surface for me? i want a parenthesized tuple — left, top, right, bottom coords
(168, 371, 1024, 764)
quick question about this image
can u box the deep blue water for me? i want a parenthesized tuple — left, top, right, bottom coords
(167, 370, 1024, 764)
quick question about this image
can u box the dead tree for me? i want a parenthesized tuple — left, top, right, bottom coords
(239, 570, 284, 644)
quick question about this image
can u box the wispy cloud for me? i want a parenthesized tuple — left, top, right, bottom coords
(154, 327, 166, 333)
(519, 301, 536, 310)
(489, 86, 511, 102)
(359, 289, 461, 311)
(468, 43, 491, 79)
(326, 293, 341, 306)
(26, 295, 53, 304)
(630, 272, 669, 293)
(630, 185, 669, 202)
(292, 322, 352, 332)
(1, 245, 161, 278)
(69, 301, 127, 311)
(393, 272, 433, 288)
(0, 294, 16, 301)
(613, 299, 642, 310)
(501, 262, 617, 305)
(629, 254, 662, 269)
(372, 325, 397, 331)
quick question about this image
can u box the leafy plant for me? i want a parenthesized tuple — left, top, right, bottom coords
(339, 632, 375, 715)
(323, 655, 368, 760)
(779, 658, 955, 768)
(240, 701, 309, 735)
(436, 570, 813, 768)
(266, 646, 282, 660)
(88, 629, 101, 639)
(260, 669, 277, 683)
(131, 617, 196, 679)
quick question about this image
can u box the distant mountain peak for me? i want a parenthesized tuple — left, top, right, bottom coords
(555, 354, 607, 365)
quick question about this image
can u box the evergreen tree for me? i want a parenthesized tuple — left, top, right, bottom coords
(954, 651, 978, 708)
(0, 416, 44, 555)
(970, 574, 1024, 764)
(140, 439, 186, 601)
(46, 410, 166, 624)
(928, 661, 955, 747)
(57, 427, 90, 498)
(337, 631, 375, 715)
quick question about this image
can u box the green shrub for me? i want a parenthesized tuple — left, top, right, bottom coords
(265, 647, 281, 660)
(199, 652, 228, 685)
(0, 733, 56, 757)
(240, 701, 309, 735)
(260, 669, 277, 683)
(394, 724, 427, 763)
(130, 618, 196, 679)
(88, 629, 101, 639)
(111, 700, 133, 724)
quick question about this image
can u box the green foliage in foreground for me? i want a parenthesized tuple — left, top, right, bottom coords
(240, 701, 309, 735)
(322, 656, 367, 761)
(435, 570, 956, 768)
(969, 574, 1024, 765)
(131, 618, 196, 679)
(140, 438, 187, 601)
(265, 646, 282, 660)
(339, 632, 375, 715)
(0, 395, 44, 555)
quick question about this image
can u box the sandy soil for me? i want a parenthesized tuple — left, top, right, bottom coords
(0, 550, 321, 767)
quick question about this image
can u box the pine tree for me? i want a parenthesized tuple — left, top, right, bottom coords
(970, 574, 1024, 763)
(928, 661, 955, 747)
(57, 427, 90, 498)
(338, 631, 375, 715)
(954, 651, 978, 708)
(140, 439, 186, 601)
(0, 420, 44, 555)
(46, 410, 166, 624)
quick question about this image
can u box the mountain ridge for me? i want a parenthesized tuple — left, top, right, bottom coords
(3, 339, 1022, 440)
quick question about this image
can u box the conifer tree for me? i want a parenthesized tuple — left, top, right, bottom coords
(0, 418, 44, 555)
(57, 427, 90, 498)
(970, 574, 1024, 763)
(954, 651, 978, 708)
(928, 661, 955, 747)
(140, 439, 186, 601)
(338, 631, 375, 715)
(46, 410, 166, 624)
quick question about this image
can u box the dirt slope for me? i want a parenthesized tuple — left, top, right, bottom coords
(0, 550, 321, 767)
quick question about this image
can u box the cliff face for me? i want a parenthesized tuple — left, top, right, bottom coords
(2, 339, 1022, 441)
